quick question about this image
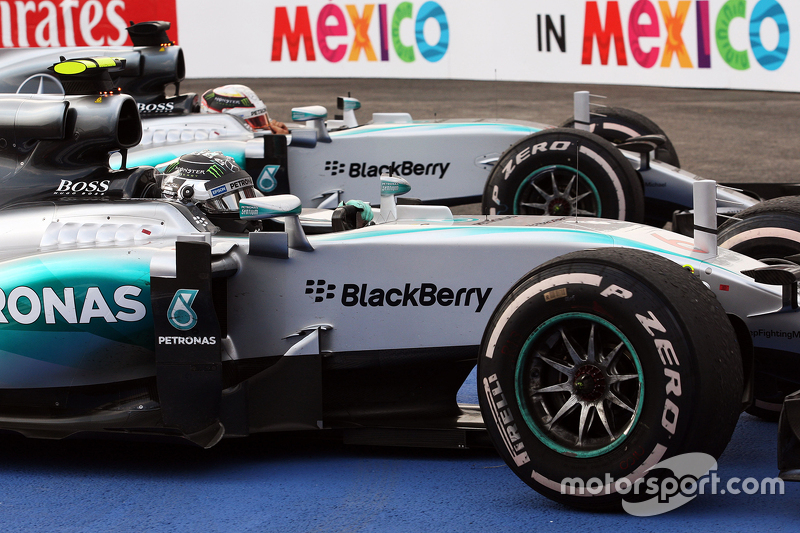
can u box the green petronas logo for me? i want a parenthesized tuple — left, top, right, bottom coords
(167, 289, 199, 331)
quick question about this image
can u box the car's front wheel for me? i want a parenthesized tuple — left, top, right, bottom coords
(561, 106, 681, 168)
(478, 248, 742, 510)
(481, 128, 644, 222)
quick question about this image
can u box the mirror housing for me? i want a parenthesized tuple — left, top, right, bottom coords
(240, 196, 312, 252)
(291, 105, 331, 143)
(378, 175, 411, 223)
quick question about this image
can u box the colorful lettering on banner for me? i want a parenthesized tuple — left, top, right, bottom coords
(582, 0, 790, 72)
(629, 0, 660, 68)
(696, 0, 712, 68)
(317, 4, 347, 62)
(749, 0, 789, 70)
(272, 2, 449, 64)
(582, 1, 628, 65)
(392, 1, 414, 62)
(659, 0, 693, 68)
(0, 0, 177, 48)
(273, 6, 316, 61)
(716, 0, 749, 70)
(346, 4, 377, 61)
(415, 1, 448, 62)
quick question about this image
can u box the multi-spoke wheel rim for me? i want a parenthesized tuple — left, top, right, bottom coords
(513, 165, 602, 217)
(515, 312, 643, 458)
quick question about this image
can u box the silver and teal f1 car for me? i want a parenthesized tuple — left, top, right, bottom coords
(0, 22, 776, 232)
(1, 88, 800, 511)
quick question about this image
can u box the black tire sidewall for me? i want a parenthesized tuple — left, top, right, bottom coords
(482, 129, 644, 222)
(478, 261, 698, 506)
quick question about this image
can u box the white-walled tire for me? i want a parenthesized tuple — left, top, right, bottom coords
(561, 107, 681, 168)
(481, 129, 644, 222)
(477, 248, 742, 510)
(719, 196, 800, 262)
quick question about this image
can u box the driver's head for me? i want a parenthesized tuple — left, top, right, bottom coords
(200, 84, 269, 130)
(160, 150, 258, 214)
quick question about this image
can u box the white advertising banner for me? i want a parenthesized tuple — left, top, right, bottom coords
(175, 0, 798, 91)
(0, 0, 797, 91)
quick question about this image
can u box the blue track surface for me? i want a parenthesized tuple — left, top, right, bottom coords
(0, 369, 796, 532)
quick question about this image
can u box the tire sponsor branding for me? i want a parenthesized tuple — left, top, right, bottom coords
(346, 161, 451, 179)
(0, 285, 145, 324)
(501, 141, 571, 180)
(306, 279, 492, 312)
(636, 309, 681, 435)
(485, 272, 692, 500)
(484, 373, 529, 467)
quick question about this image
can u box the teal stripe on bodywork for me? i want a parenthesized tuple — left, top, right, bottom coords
(313, 225, 614, 243)
(331, 122, 541, 137)
(313, 224, 736, 274)
(119, 144, 247, 170)
(0, 250, 154, 367)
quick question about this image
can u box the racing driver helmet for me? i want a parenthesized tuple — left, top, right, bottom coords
(200, 84, 270, 130)
(160, 150, 258, 215)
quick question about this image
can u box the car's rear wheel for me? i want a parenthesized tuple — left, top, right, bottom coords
(561, 107, 681, 168)
(478, 248, 742, 510)
(719, 196, 800, 420)
(481, 129, 644, 222)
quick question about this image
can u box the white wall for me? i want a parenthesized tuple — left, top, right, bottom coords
(2, 0, 798, 91)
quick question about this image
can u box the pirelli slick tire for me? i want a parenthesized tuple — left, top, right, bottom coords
(561, 107, 681, 168)
(481, 128, 644, 222)
(718, 196, 800, 262)
(718, 196, 800, 421)
(477, 248, 742, 510)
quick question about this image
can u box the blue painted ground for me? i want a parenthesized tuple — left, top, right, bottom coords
(0, 369, 796, 532)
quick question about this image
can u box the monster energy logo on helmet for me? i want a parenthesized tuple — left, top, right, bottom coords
(165, 150, 246, 181)
(207, 165, 224, 178)
(199, 84, 270, 130)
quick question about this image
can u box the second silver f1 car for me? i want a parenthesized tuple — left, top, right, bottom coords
(0, 21, 768, 230)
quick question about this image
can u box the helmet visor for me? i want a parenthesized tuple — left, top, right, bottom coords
(202, 174, 258, 214)
(204, 186, 258, 213)
(246, 114, 270, 130)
